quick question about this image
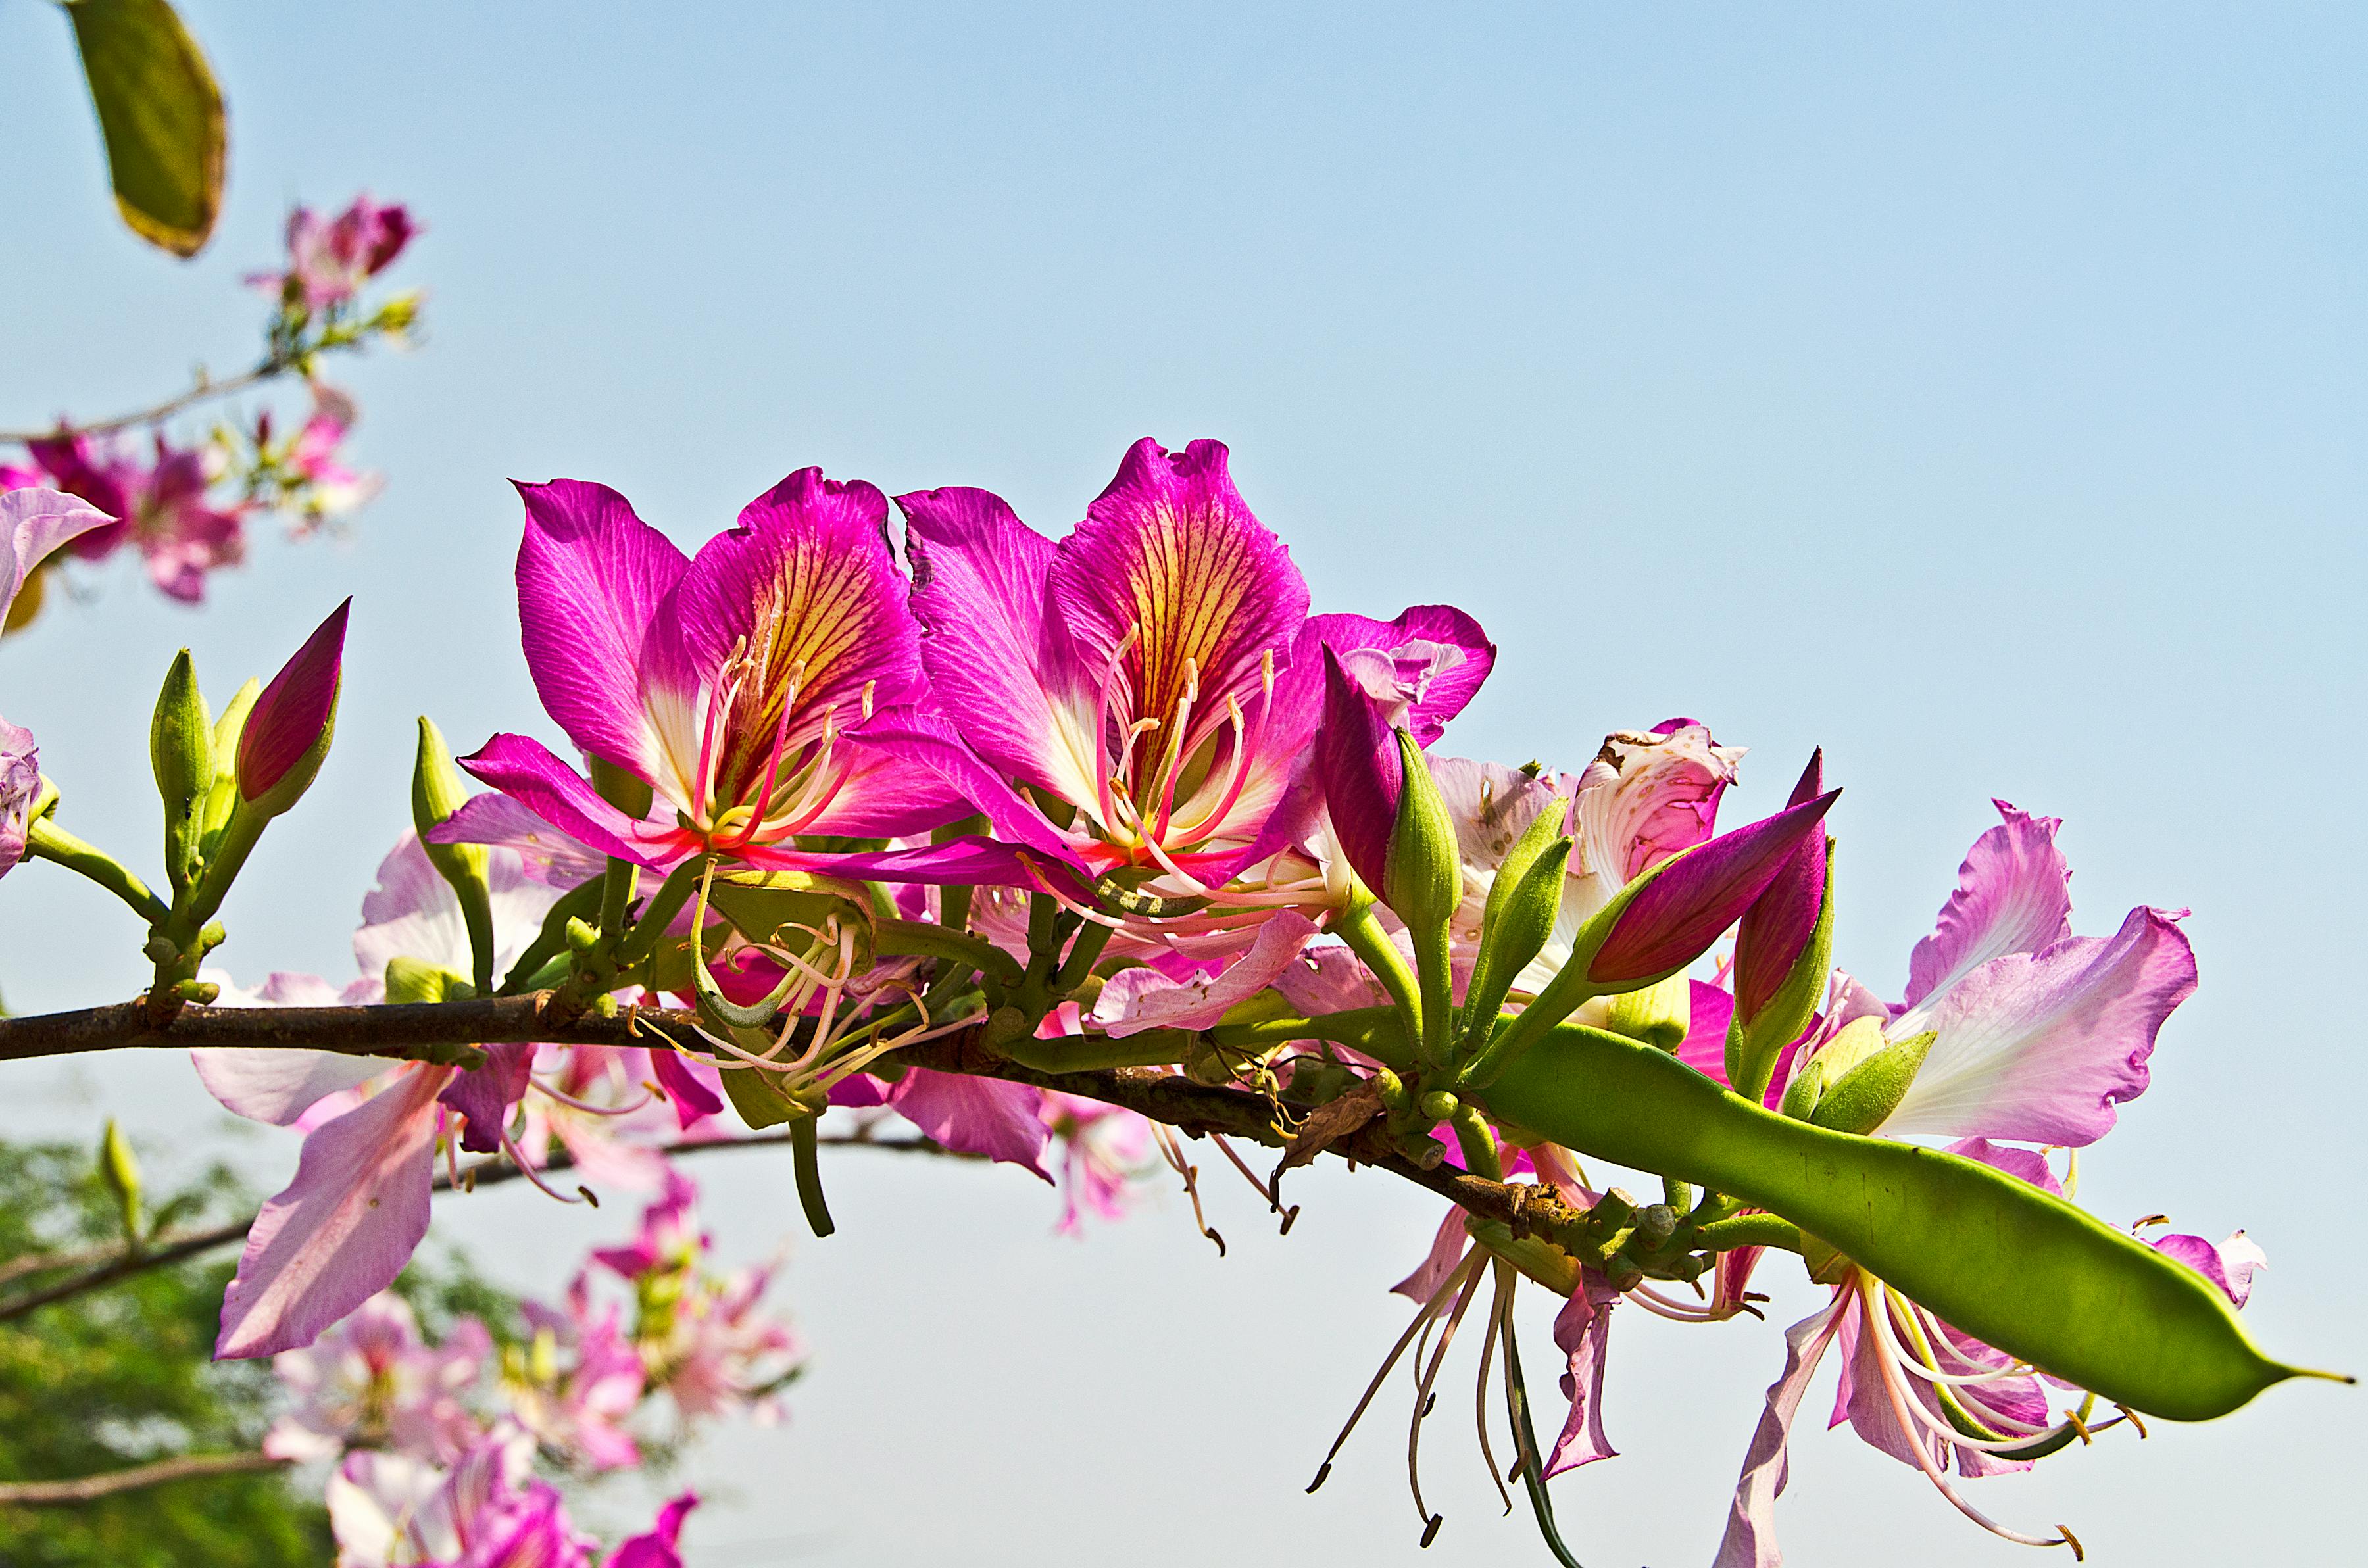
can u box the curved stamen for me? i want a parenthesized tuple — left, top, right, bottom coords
(1172, 649, 1275, 846)
(1148, 656, 1200, 842)
(1861, 1279, 2084, 1552)
(1091, 626, 1143, 838)
(499, 1127, 591, 1204)
(526, 1077, 654, 1117)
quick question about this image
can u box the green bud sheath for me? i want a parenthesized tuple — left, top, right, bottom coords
(148, 649, 212, 894)
(1602, 971, 1692, 1051)
(414, 717, 499, 992)
(1456, 801, 1573, 1062)
(97, 1117, 143, 1243)
(1808, 1029, 1935, 1135)
(1383, 728, 1462, 1067)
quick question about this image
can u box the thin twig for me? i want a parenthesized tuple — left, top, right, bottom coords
(0, 363, 282, 447)
(0, 1451, 286, 1506)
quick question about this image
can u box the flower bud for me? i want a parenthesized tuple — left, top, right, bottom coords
(1455, 808, 1573, 1058)
(1779, 1015, 1936, 1135)
(149, 649, 212, 892)
(1726, 751, 1837, 1102)
(1602, 971, 1691, 1051)
(589, 753, 654, 818)
(414, 716, 499, 991)
(235, 600, 349, 816)
(97, 1117, 143, 1244)
(1589, 787, 1839, 987)
(1384, 727, 1460, 943)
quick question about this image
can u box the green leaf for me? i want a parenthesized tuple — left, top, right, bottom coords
(65, 0, 226, 257)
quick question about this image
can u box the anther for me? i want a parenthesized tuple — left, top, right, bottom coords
(2058, 1525, 2085, 1561)
(1306, 1462, 1332, 1494)
(1419, 1515, 1443, 1549)
(2115, 1404, 2149, 1438)
(577, 1186, 600, 1208)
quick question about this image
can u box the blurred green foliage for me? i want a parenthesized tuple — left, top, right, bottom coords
(0, 1137, 516, 1566)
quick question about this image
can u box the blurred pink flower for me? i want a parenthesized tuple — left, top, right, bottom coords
(264, 1292, 489, 1465)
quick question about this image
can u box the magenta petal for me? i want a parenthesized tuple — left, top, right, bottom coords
(1314, 644, 1401, 893)
(1305, 604, 1496, 745)
(457, 732, 672, 868)
(1883, 906, 2197, 1146)
(1048, 438, 1310, 736)
(1903, 801, 2075, 1010)
(1714, 1297, 1846, 1568)
(757, 834, 1068, 892)
(1543, 1271, 1622, 1477)
(215, 1064, 451, 1359)
(1591, 790, 1840, 985)
(1673, 980, 1739, 1083)
(1092, 911, 1318, 1035)
(853, 708, 1087, 862)
(897, 485, 1083, 795)
(430, 792, 608, 889)
(1944, 1135, 2065, 1196)
(237, 600, 349, 801)
(609, 1492, 701, 1568)
(648, 1049, 725, 1129)
(672, 468, 927, 739)
(513, 479, 689, 777)
(1391, 1208, 1471, 1302)
(1, 485, 114, 613)
(2151, 1231, 2267, 1309)
(436, 1041, 533, 1154)
(1731, 752, 1827, 1023)
(889, 1069, 1053, 1179)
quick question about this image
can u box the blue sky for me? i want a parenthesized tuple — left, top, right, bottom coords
(1, 3, 2361, 1562)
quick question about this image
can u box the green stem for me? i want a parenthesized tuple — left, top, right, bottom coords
(875, 918, 1023, 985)
(1333, 902, 1422, 1040)
(612, 858, 703, 971)
(597, 856, 638, 938)
(22, 820, 170, 927)
(499, 877, 605, 994)
(1693, 1213, 1803, 1254)
(1208, 1006, 1410, 1061)
(1051, 917, 1116, 993)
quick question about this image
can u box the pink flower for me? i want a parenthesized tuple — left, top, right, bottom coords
(508, 1278, 646, 1472)
(264, 1292, 489, 1465)
(326, 1423, 597, 1568)
(1039, 1091, 1152, 1235)
(255, 194, 418, 311)
(18, 431, 247, 602)
(608, 1494, 699, 1568)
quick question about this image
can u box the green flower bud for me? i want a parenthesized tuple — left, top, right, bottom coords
(148, 649, 212, 894)
(97, 1118, 143, 1245)
(1602, 971, 1692, 1052)
(413, 716, 498, 991)
(1384, 729, 1461, 946)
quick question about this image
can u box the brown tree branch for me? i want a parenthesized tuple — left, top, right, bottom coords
(0, 1127, 973, 1324)
(0, 1450, 287, 1506)
(0, 999, 1603, 1320)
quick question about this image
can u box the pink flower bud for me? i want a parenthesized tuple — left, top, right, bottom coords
(237, 599, 350, 806)
(1589, 787, 1840, 987)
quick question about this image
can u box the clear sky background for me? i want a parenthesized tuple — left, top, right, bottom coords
(2, 2, 2361, 1563)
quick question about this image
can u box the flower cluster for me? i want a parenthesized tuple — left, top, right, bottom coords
(1, 194, 416, 610)
(269, 1171, 788, 1566)
(5, 428, 2311, 1565)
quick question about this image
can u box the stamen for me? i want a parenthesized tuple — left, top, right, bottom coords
(1471, 1260, 1516, 1516)
(526, 1077, 653, 1117)
(498, 1127, 589, 1204)
(1310, 1246, 1484, 1492)
(1090, 625, 1143, 836)
(1150, 1122, 1224, 1256)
